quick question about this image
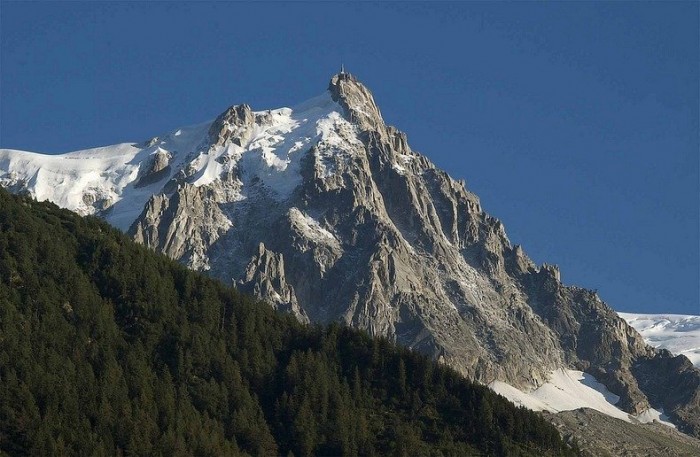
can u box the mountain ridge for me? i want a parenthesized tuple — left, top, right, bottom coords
(2, 72, 699, 436)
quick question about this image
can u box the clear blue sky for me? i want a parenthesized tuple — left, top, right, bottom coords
(1, 2, 698, 315)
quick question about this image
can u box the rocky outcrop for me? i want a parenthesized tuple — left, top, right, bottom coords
(130, 183, 232, 271)
(632, 350, 700, 436)
(329, 73, 385, 133)
(209, 104, 254, 147)
(237, 242, 309, 322)
(134, 148, 171, 188)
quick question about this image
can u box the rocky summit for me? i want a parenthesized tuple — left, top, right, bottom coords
(2, 72, 699, 436)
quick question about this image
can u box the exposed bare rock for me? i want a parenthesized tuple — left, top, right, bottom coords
(130, 183, 232, 271)
(237, 242, 309, 322)
(632, 349, 700, 436)
(209, 104, 254, 147)
(134, 148, 172, 188)
(329, 73, 385, 134)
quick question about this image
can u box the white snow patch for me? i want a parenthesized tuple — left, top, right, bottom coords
(313, 111, 362, 178)
(635, 407, 675, 427)
(288, 208, 340, 248)
(189, 150, 224, 188)
(392, 162, 406, 174)
(490, 369, 673, 427)
(226, 93, 356, 198)
(619, 312, 700, 367)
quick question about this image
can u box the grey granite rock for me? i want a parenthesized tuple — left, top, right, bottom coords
(134, 148, 171, 188)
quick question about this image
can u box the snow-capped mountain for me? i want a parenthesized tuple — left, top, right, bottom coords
(620, 313, 700, 367)
(2, 73, 699, 437)
(0, 93, 344, 235)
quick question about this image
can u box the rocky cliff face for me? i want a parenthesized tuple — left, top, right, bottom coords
(2, 72, 699, 436)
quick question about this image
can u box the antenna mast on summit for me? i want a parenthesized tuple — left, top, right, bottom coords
(340, 63, 346, 75)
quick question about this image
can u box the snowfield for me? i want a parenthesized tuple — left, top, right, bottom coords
(490, 369, 674, 427)
(618, 312, 700, 367)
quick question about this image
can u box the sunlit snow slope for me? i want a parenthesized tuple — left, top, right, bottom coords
(0, 122, 210, 230)
(619, 313, 700, 367)
(490, 369, 674, 427)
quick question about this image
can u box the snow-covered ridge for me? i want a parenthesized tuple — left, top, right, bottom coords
(618, 312, 700, 367)
(0, 92, 347, 231)
(201, 93, 351, 198)
(1, 122, 209, 231)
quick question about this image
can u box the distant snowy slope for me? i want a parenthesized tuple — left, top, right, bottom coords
(0, 121, 211, 230)
(619, 313, 700, 367)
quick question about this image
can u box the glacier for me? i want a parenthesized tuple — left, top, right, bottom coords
(619, 313, 700, 367)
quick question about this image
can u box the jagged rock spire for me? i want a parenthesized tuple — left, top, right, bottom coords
(208, 104, 254, 147)
(328, 72, 385, 133)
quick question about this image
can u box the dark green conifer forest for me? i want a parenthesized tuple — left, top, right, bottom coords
(0, 188, 579, 456)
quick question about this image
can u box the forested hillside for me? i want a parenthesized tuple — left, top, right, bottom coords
(0, 188, 578, 456)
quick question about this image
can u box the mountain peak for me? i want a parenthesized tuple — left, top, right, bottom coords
(208, 104, 254, 147)
(328, 72, 384, 132)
